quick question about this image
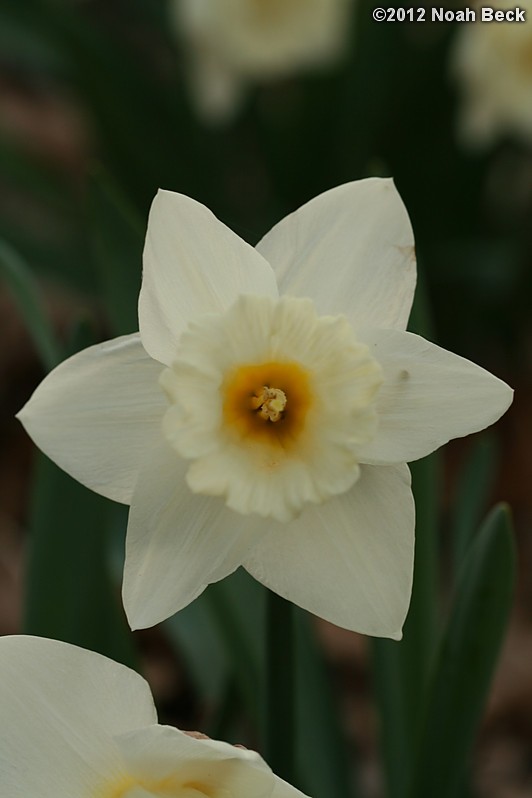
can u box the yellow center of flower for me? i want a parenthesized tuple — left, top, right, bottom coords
(250, 386, 287, 421)
(222, 361, 313, 448)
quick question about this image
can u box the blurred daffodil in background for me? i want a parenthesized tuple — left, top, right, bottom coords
(172, 0, 354, 119)
(0, 635, 308, 798)
(17, 178, 512, 636)
(453, 0, 532, 145)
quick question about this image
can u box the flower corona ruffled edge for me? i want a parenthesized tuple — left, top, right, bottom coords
(160, 294, 383, 522)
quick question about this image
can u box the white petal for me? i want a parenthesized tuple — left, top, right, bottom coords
(115, 725, 276, 798)
(0, 636, 155, 797)
(256, 178, 416, 331)
(358, 329, 514, 465)
(123, 439, 263, 630)
(17, 334, 165, 504)
(139, 190, 279, 365)
(243, 464, 414, 638)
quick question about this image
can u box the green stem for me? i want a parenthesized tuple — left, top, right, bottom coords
(264, 590, 296, 784)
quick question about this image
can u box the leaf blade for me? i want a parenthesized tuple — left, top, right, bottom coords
(409, 504, 515, 798)
(0, 239, 61, 370)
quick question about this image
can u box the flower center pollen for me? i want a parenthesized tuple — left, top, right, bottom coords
(222, 360, 313, 449)
(251, 386, 287, 421)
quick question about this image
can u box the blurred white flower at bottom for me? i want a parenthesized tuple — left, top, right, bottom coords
(452, 0, 532, 146)
(172, 0, 353, 120)
(0, 635, 308, 798)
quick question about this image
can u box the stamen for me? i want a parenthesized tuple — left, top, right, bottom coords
(251, 386, 287, 422)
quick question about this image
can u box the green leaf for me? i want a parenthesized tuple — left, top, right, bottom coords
(0, 238, 61, 370)
(89, 169, 144, 336)
(451, 435, 498, 574)
(371, 637, 410, 798)
(409, 504, 515, 798)
(168, 571, 264, 732)
(295, 609, 358, 798)
(164, 596, 229, 708)
(264, 591, 295, 783)
(400, 453, 441, 691)
(167, 571, 263, 744)
(208, 675, 244, 742)
(24, 455, 137, 670)
(203, 573, 263, 727)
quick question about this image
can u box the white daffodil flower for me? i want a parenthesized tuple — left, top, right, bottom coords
(17, 179, 513, 638)
(0, 635, 307, 798)
(452, 0, 532, 145)
(172, 0, 353, 120)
